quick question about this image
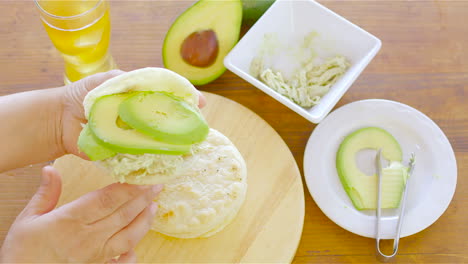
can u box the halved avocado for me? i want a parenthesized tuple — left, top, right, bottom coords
(119, 92, 209, 145)
(336, 127, 407, 210)
(77, 124, 116, 161)
(163, 0, 243, 85)
(88, 93, 191, 155)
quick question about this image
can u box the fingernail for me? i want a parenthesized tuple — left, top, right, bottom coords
(152, 184, 163, 195)
(42, 172, 50, 185)
(150, 202, 158, 215)
(137, 185, 151, 191)
(41, 166, 52, 185)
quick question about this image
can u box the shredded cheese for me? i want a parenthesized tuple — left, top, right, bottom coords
(252, 55, 350, 108)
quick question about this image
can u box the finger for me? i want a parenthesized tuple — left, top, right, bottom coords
(104, 202, 158, 258)
(115, 249, 137, 263)
(76, 149, 90, 161)
(20, 166, 62, 218)
(64, 70, 125, 111)
(63, 183, 160, 223)
(94, 185, 163, 235)
(197, 90, 206, 108)
(83, 69, 126, 91)
(105, 249, 137, 264)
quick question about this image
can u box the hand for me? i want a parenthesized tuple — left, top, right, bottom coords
(58, 70, 207, 159)
(60, 70, 125, 159)
(0, 166, 163, 263)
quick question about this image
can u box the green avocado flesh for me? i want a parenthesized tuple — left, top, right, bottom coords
(162, 0, 243, 85)
(119, 92, 209, 145)
(336, 127, 408, 210)
(88, 93, 192, 155)
(78, 125, 116, 161)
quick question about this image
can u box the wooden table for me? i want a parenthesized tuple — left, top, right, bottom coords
(0, 1, 466, 263)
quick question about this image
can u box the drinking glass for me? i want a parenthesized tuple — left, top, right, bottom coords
(35, 0, 116, 84)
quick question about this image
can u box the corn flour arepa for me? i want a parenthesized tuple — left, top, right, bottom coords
(78, 67, 247, 238)
(151, 128, 247, 238)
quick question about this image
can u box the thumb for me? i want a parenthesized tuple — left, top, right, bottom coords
(22, 166, 62, 217)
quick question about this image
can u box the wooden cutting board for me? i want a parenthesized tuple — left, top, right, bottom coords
(53, 92, 304, 263)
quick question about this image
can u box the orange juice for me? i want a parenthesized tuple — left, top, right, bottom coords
(37, 0, 115, 83)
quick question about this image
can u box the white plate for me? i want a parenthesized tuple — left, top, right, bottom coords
(304, 99, 457, 238)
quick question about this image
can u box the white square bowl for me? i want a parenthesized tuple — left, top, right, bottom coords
(224, 0, 381, 123)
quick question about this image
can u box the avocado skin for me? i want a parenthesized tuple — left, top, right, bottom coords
(242, 0, 275, 25)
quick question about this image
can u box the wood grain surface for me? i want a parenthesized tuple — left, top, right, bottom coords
(0, 0, 467, 263)
(52, 92, 304, 263)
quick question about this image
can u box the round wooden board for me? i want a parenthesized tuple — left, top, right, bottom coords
(53, 92, 304, 263)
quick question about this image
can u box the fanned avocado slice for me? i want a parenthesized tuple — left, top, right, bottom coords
(77, 124, 116, 161)
(88, 93, 192, 155)
(119, 92, 209, 145)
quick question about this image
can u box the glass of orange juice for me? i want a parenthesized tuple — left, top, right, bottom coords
(35, 0, 116, 84)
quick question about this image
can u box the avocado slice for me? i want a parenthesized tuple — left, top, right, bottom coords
(77, 124, 116, 161)
(163, 0, 243, 85)
(336, 127, 408, 210)
(119, 92, 209, 145)
(242, 0, 275, 25)
(89, 93, 192, 155)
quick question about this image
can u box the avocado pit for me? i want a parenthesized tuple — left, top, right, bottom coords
(180, 30, 219, 68)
